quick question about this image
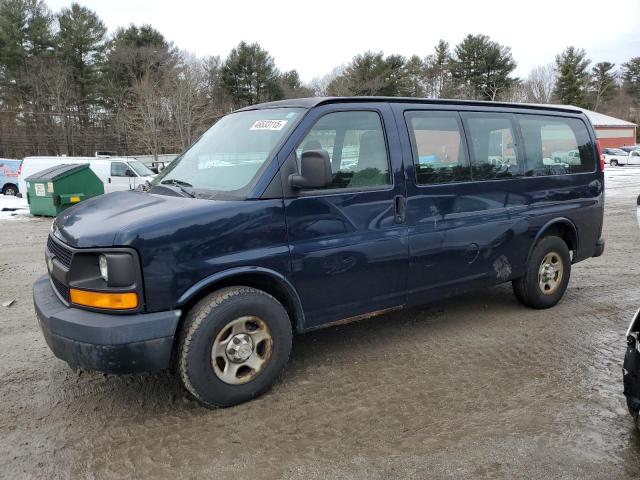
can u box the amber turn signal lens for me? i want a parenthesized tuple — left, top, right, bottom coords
(70, 289, 138, 310)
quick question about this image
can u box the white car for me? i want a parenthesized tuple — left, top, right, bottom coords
(603, 148, 640, 166)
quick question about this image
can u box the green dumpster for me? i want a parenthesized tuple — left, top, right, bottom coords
(25, 164, 104, 217)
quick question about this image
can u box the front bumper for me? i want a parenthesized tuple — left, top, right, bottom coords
(33, 275, 181, 374)
(593, 238, 605, 258)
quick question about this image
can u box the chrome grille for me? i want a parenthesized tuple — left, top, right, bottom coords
(47, 235, 72, 267)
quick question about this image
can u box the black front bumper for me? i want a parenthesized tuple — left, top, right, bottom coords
(33, 275, 181, 374)
(593, 238, 605, 258)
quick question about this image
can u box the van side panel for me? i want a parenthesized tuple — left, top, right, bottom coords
(507, 113, 604, 265)
(392, 103, 603, 306)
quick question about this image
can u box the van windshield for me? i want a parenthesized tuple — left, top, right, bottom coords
(128, 160, 154, 177)
(154, 108, 303, 195)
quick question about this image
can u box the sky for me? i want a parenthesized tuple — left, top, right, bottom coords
(45, 0, 640, 82)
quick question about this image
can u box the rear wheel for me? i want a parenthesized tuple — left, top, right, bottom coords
(2, 184, 17, 196)
(178, 286, 292, 407)
(610, 159, 619, 167)
(513, 236, 571, 309)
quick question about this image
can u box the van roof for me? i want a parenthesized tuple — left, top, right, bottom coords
(237, 96, 584, 114)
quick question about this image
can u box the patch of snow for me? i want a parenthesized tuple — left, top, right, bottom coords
(0, 194, 31, 221)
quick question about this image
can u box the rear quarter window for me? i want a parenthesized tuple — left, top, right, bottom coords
(517, 115, 596, 175)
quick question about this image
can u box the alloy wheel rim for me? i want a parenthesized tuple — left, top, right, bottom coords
(538, 251, 563, 294)
(211, 315, 273, 385)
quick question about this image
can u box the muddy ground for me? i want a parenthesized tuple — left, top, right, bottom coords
(1, 169, 640, 479)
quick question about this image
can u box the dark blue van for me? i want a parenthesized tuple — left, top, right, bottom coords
(34, 97, 605, 407)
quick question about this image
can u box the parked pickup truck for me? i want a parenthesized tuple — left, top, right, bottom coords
(603, 148, 640, 166)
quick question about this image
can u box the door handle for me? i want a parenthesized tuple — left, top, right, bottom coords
(394, 195, 406, 224)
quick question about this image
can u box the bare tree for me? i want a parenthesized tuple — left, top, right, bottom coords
(168, 53, 208, 150)
(126, 73, 170, 159)
(525, 63, 556, 103)
(309, 65, 346, 96)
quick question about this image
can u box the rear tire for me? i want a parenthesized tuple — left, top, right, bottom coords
(2, 184, 17, 196)
(178, 286, 292, 408)
(610, 160, 618, 167)
(513, 236, 571, 309)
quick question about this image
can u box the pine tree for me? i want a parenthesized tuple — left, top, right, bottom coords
(589, 62, 617, 111)
(221, 41, 282, 108)
(56, 3, 107, 113)
(450, 34, 516, 100)
(0, 0, 54, 107)
(553, 46, 591, 107)
(622, 57, 640, 106)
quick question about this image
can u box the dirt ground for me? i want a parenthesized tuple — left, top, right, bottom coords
(1, 169, 640, 480)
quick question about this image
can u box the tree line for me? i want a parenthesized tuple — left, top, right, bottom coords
(0, 0, 638, 159)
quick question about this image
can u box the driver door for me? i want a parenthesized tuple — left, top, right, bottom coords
(283, 104, 408, 328)
(107, 161, 134, 192)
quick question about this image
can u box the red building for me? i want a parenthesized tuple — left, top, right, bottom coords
(581, 109, 637, 149)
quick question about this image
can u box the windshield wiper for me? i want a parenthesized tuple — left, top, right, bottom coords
(160, 179, 196, 198)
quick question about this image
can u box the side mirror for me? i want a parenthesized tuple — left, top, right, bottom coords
(125, 168, 136, 177)
(289, 150, 332, 189)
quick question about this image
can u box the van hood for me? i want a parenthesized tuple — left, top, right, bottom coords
(53, 190, 239, 248)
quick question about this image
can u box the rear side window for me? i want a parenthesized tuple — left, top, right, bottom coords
(404, 111, 471, 184)
(296, 111, 390, 190)
(461, 112, 524, 180)
(517, 115, 595, 175)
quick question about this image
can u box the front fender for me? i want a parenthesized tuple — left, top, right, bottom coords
(176, 266, 307, 332)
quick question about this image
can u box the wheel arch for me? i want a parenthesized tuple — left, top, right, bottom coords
(2, 182, 18, 194)
(176, 267, 306, 333)
(528, 217, 579, 264)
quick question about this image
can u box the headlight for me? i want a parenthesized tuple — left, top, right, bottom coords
(99, 255, 108, 282)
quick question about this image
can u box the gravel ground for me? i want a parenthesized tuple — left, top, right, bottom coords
(1, 168, 639, 479)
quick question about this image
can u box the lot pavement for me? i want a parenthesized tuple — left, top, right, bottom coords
(1, 168, 640, 479)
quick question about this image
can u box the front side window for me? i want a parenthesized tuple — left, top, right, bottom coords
(462, 113, 524, 180)
(296, 111, 390, 190)
(155, 108, 303, 195)
(111, 162, 129, 177)
(405, 111, 470, 185)
(517, 115, 595, 175)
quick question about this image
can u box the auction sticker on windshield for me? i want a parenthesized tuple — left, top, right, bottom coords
(250, 120, 288, 131)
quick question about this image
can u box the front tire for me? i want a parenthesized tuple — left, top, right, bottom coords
(2, 184, 17, 196)
(610, 160, 618, 167)
(513, 236, 571, 309)
(178, 286, 292, 407)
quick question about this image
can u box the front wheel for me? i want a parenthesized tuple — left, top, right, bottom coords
(178, 286, 292, 407)
(2, 184, 17, 196)
(610, 160, 618, 167)
(513, 236, 571, 309)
